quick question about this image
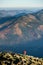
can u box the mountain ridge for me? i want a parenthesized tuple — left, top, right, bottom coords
(0, 9, 43, 44)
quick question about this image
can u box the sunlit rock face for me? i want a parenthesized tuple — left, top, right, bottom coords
(38, 25, 43, 31)
(0, 9, 43, 45)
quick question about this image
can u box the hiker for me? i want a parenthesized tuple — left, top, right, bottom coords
(23, 50, 26, 55)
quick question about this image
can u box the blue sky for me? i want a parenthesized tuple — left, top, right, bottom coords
(0, 0, 43, 8)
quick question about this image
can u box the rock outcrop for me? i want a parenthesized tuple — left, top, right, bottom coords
(0, 52, 43, 65)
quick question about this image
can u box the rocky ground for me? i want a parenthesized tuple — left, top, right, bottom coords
(0, 52, 43, 65)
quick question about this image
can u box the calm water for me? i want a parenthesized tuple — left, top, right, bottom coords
(0, 38, 43, 58)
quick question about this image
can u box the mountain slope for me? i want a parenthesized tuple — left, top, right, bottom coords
(0, 9, 43, 45)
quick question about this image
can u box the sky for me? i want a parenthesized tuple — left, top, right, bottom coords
(0, 0, 43, 8)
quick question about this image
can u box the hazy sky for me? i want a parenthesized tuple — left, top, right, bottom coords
(0, 0, 43, 8)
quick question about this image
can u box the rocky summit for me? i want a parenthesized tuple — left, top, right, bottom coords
(0, 52, 43, 65)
